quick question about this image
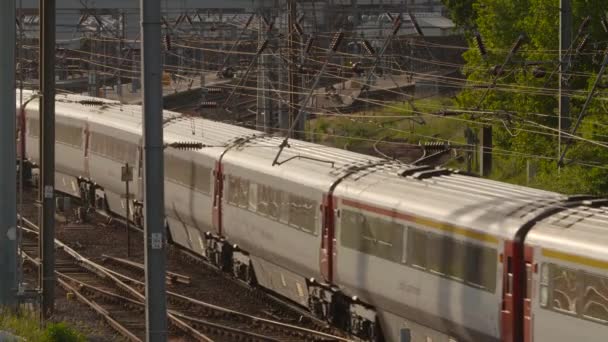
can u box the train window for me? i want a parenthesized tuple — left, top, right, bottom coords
(257, 184, 271, 216)
(164, 155, 211, 194)
(227, 175, 249, 208)
(56, 123, 82, 148)
(582, 272, 608, 323)
(288, 194, 317, 234)
(248, 183, 257, 212)
(237, 178, 250, 208)
(407, 228, 427, 269)
(447, 240, 466, 281)
(549, 264, 579, 315)
(90, 132, 137, 164)
(406, 228, 496, 292)
(341, 209, 403, 262)
(193, 165, 211, 194)
(465, 244, 497, 292)
(28, 118, 40, 137)
(268, 188, 282, 219)
(227, 175, 239, 205)
(427, 234, 447, 276)
(279, 194, 289, 224)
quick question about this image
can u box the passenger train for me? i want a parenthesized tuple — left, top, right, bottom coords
(18, 90, 608, 342)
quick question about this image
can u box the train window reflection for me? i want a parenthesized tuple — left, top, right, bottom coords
(406, 228, 496, 292)
(582, 272, 608, 323)
(550, 264, 579, 315)
(341, 209, 403, 262)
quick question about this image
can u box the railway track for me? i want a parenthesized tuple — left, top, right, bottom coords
(18, 215, 351, 342)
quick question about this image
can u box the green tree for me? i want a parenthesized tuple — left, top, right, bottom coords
(454, 0, 608, 195)
(441, 0, 476, 28)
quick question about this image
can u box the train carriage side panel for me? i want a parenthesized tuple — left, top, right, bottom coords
(87, 122, 140, 218)
(218, 160, 324, 306)
(332, 175, 505, 342)
(163, 148, 217, 256)
(25, 107, 85, 198)
(526, 216, 608, 342)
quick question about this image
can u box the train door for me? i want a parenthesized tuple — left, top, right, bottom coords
(502, 241, 534, 342)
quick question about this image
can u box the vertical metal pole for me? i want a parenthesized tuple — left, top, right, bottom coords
(0, 0, 17, 309)
(141, 0, 168, 340)
(117, 11, 125, 98)
(125, 163, 131, 258)
(479, 125, 492, 177)
(39, 0, 56, 320)
(559, 0, 572, 169)
(287, 0, 302, 138)
(256, 12, 266, 132)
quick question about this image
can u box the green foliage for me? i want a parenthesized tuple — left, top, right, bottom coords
(42, 322, 86, 342)
(454, 0, 608, 195)
(441, 0, 476, 28)
(0, 310, 85, 342)
(0, 309, 45, 341)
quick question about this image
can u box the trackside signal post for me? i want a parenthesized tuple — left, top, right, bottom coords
(122, 163, 133, 258)
(0, 0, 17, 308)
(141, 0, 168, 340)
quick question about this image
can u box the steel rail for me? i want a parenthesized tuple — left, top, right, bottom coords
(18, 219, 350, 341)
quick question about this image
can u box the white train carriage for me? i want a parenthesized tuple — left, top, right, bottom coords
(332, 165, 565, 342)
(524, 202, 608, 342)
(23, 97, 90, 198)
(19, 90, 608, 342)
(162, 118, 254, 256)
(216, 135, 378, 306)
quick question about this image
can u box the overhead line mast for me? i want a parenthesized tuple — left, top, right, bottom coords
(0, 0, 17, 309)
(39, 0, 56, 320)
(141, 0, 168, 340)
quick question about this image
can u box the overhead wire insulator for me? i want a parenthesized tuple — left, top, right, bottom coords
(361, 39, 376, 55)
(578, 16, 591, 34)
(198, 101, 218, 108)
(202, 87, 222, 94)
(576, 34, 590, 54)
(474, 31, 488, 60)
(391, 17, 403, 36)
(176, 14, 185, 26)
(408, 11, 423, 36)
(304, 36, 315, 54)
(490, 64, 505, 76)
(163, 34, 172, 51)
(330, 31, 345, 52)
(351, 62, 364, 76)
(293, 22, 304, 36)
(532, 66, 546, 78)
(167, 142, 204, 150)
(297, 64, 310, 74)
(257, 39, 269, 54)
(510, 34, 526, 55)
(220, 67, 235, 79)
(77, 14, 89, 27)
(244, 13, 254, 29)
